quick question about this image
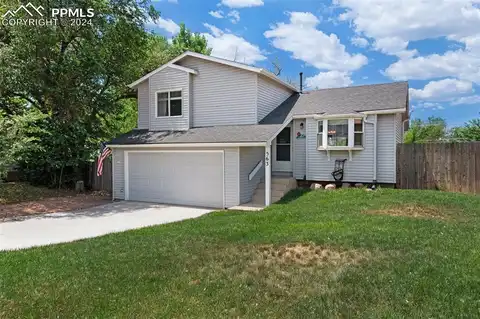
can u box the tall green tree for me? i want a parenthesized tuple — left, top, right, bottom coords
(170, 23, 212, 56)
(0, 110, 46, 179)
(0, 0, 159, 186)
(451, 118, 480, 141)
(404, 117, 447, 143)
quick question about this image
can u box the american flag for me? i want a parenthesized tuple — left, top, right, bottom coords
(97, 143, 112, 176)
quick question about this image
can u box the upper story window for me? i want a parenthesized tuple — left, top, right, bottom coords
(318, 118, 364, 149)
(156, 90, 182, 117)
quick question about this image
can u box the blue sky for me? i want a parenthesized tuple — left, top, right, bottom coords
(149, 0, 480, 127)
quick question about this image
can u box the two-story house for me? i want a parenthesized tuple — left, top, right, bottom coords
(108, 51, 409, 208)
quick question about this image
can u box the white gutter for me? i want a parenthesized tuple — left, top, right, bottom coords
(313, 113, 364, 120)
(108, 142, 266, 148)
(364, 115, 378, 183)
(362, 108, 406, 115)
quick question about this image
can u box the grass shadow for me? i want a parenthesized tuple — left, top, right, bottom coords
(276, 188, 311, 205)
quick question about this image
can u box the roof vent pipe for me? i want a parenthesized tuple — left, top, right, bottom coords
(299, 72, 303, 93)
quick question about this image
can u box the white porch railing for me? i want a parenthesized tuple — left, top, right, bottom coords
(249, 160, 263, 181)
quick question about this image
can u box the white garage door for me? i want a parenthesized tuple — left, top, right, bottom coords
(127, 151, 224, 208)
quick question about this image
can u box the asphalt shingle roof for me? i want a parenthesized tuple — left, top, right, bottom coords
(261, 82, 408, 124)
(108, 124, 281, 145)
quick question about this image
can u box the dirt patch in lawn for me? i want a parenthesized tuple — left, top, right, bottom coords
(0, 192, 111, 221)
(253, 243, 371, 268)
(366, 204, 448, 220)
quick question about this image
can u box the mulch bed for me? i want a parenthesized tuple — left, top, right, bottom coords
(0, 193, 112, 221)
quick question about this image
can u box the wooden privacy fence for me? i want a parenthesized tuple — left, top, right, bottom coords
(396, 142, 480, 194)
(88, 158, 112, 192)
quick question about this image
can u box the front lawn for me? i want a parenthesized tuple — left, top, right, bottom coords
(1, 189, 480, 318)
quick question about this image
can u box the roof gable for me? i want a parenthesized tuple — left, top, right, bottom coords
(128, 51, 297, 92)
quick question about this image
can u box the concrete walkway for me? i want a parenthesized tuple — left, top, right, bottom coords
(0, 201, 212, 251)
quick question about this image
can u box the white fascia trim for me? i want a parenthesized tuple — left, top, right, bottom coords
(128, 63, 197, 88)
(267, 117, 294, 144)
(168, 64, 198, 74)
(313, 113, 364, 120)
(108, 142, 266, 148)
(362, 108, 406, 115)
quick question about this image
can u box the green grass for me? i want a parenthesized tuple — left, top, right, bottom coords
(0, 182, 72, 204)
(1, 189, 480, 318)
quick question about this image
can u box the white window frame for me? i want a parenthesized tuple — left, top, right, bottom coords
(317, 118, 365, 150)
(155, 89, 183, 118)
(353, 118, 365, 147)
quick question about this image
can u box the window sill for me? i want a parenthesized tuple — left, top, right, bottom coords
(317, 146, 364, 151)
(155, 115, 184, 119)
(317, 146, 364, 161)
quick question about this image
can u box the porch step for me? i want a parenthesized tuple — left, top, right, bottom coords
(257, 182, 292, 192)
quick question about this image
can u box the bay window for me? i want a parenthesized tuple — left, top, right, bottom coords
(317, 118, 364, 149)
(328, 119, 349, 146)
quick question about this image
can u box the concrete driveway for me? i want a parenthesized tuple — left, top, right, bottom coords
(0, 201, 212, 251)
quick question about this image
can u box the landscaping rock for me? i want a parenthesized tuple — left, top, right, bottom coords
(325, 183, 336, 190)
(355, 183, 364, 188)
(310, 183, 323, 190)
(342, 183, 351, 188)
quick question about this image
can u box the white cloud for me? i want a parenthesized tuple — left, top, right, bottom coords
(146, 17, 180, 35)
(227, 10, 240, 23)
(386, 50, 480, 84)
(451, 95, 480, 105)
(264, 12, 367, 72)
(351, 36, 369, 48)
(336, 0, 480, 48)
(413, 102, 445, 111)
(335, 1, 480, 85)
(209, 10, 224, 18)
(409, 79, 473, 101)
(373, 37, 418, 58)
(220, 0, 263, 8)
(203, 23, 266, 64)
(305, 71, 353, 89)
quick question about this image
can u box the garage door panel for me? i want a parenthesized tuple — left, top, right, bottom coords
(128, 152, 224, 208)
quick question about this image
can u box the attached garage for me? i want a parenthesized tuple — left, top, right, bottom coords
(125, 151, 224, 208)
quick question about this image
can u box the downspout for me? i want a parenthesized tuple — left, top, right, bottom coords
(364, 115, 377, 184)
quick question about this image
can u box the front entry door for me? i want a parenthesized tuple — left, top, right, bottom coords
(272, 126, 293, 172)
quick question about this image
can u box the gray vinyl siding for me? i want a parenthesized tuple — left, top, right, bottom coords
(177, 57, 257, 127)
(239, 147, 264, 204)
(113, 149, 125, 200)
(257, 75, 293, 122)
(377, 114, 396, 183)
(224, 148, 240, 207)
(149, 67, 190, 131)
(305, 116, 375, 183)
(112, 147, 240, 207)
(293, 119, 306, 179)
(137, 81, 149, 129)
